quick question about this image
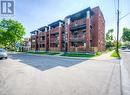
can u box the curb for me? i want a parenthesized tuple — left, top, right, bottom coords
(120, 58, 130, 95)
(120, 58, 123, 95)
(24, 53, 91, 60)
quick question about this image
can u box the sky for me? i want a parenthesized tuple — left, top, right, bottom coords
(2, 0, 130, 38)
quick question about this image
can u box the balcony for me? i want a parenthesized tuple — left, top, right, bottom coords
(70, 37, 86, 42)
(37, 40, 45, 44)
(31, 42, 36, 45)
(38, 32, 46, 36)
(50, 27, 59, 34)
(31, 35, 36, 39)
(50, 38, 59, 43)
(70, 24, 86, 31)
(70, 18, 86, 26)
(37, 36, 46, 43)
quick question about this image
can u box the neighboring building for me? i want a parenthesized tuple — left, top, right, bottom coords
(19, 38, 31, 52)
(30, 30, 38, 51)
(30, 6, 105, 53)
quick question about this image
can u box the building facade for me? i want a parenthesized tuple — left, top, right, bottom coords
(30, 6, 105, 53)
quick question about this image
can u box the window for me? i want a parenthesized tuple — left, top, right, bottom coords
(78, 42, 84, 46)
(74, 23, 78, 26)
(32, 40, 35, 42)
(40, 44, 45, 48)
(83, 18, 86, 23)
(71, 42, 78, 47)
(83, 31, 86, 35)
(72, 31, 78, 38)
(42, 36, 45, 40)
(50, 43, 58, 47)
(31, 45, 35, 48)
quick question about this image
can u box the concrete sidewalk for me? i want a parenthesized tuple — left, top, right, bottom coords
(0, 53, 121, 95)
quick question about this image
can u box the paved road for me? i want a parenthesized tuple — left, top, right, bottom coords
(0, 53, 121, 95)
(120, 49, 130, 95)
(9, 54, 86, 71)
(121, 49, 130, 79)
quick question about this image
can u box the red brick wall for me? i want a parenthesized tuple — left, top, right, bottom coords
(49, 25, 64, 51)
(91, 6, 105, 52)
(86, 15, 91, 52)
(31, 6, 105, 52)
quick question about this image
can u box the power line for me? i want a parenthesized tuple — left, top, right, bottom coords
(120, 12, 130, 20)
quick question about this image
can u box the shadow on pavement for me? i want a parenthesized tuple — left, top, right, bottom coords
(9, 54, 86, 71)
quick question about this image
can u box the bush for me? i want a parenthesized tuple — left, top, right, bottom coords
(96, 52, 102, 56)
(27, 51, 47, 54)
(27, 51, 60, 55)
(108, 48, 114, 51)
(61, 53, 95, 58)
(47, 52, 60, 55)
(111, 50, 120, 58)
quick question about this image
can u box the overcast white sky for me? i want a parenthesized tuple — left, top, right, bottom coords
(2, 0, 130, 38)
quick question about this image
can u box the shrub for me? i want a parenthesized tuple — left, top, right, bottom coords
(61, 53, 95, 58)
(111, 50, 120, 58)
(96, 52, 102, 56)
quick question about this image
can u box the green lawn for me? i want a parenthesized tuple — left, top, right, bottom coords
(27, 51, 60, 55)
(27, 51, 103, 58)
(47, 52, 60, 55)
(61, 53, 96, 58)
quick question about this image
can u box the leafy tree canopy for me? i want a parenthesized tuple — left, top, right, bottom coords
(105, 29, 114, 48)
(122, 27, 130, 42)
(106, 29, 114, 41)
(0, 19, 26, 49)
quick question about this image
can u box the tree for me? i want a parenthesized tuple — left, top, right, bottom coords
(0, 27, 6, 48)
(106, 29, 114, 48)
(0, 19, 26, 49)
(122, 28, 130, 42)
(113, 40, 121, 49)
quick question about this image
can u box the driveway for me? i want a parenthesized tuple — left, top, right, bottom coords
(0, 53, 121, 95)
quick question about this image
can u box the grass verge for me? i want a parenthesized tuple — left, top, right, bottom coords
(27, 51, 60, 55)
(61, 53, 96, 58)
(111, 50, 120, 58)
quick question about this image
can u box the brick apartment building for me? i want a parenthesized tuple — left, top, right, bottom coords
(30, 6, 105, 53)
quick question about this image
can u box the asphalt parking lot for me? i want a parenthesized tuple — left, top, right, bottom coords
(0, 53, 121, 95)
(9, 54, 86, 71)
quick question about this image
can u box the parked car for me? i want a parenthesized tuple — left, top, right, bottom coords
(0, 48, 8, 59)
(121, 46, 127, 50)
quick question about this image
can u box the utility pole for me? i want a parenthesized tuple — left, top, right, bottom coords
(116, 0, 120, 58)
